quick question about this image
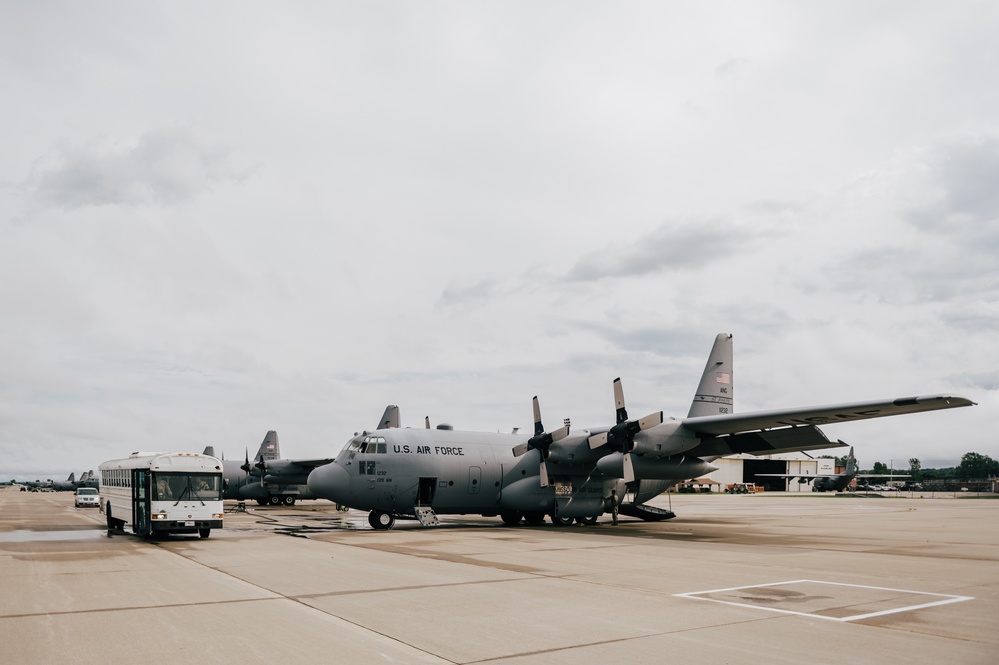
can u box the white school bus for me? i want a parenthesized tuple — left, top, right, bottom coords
(99, 452, 224, 538)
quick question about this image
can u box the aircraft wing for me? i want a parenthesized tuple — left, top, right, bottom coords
(855, 473, 911, 479)
(265, 458, 335, 476)
(685, 425, 843, 458)
(754, 472, 838, 479)
(682, 395, 975, 436)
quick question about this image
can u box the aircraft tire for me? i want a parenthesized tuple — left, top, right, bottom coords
(268, 495, 281, 506)
(256, 499, 268, 506)
(500, 512, 522, 526)
(283, 496, 296, 506)
(523, 512, 545, 526)
(551, 514, 574, 526)
(576, 516, 598, 526)
(368, 510, 395, 530)
(199, 528, 211, 539)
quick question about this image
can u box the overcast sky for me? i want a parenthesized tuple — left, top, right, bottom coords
(2, 1, 996, 479)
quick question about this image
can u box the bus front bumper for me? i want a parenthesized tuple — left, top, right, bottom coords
(150, 519, 223, 533)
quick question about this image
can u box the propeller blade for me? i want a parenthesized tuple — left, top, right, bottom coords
(550, 425, 569, 442)
(512, 442, 530, 457)
(532, 396, 544, 436)
(539, 454, 549, 488)
(623, 453, 635, 483)
(588, 432, 608, 449)
(638, 411, 664, 430)
(613, 377, 628, 424)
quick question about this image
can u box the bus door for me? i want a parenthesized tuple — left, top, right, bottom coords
(132, 470, 151, 536)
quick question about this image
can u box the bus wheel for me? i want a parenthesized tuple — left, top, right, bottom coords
(282, 496, 296, 506)
(368, 511, 395, 530)
(268, 495, 281, 506)
(199, 528, 211, 539)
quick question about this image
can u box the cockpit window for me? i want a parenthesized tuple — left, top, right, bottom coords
(358, 436, 387, 454)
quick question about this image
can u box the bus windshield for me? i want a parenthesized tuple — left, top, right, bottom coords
(152, 473, 223, 502)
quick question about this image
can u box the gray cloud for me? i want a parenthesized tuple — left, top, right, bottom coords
(564, 218, 765, 282)
(28, 127, 247, 209)
(715, 57, 751, 78)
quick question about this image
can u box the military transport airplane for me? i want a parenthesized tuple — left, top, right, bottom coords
(755, 446, 908, 492)
(206, 432, 329, 506)
(307, 333, 975, 529)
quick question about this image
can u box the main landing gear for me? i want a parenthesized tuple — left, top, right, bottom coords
(368, 510, 395, 530)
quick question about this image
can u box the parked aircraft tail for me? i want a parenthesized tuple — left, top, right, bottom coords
(377, 405, 401, 429)
(687, 333, 734, 418)
(844, 446, 857, 474)
(257, 431, 280, 462)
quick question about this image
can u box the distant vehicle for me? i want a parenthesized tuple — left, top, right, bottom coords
(74, 487, 99, 507)
(99, 452, 224, 538)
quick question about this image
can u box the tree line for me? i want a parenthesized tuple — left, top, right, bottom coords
(833, 452, 999, 481)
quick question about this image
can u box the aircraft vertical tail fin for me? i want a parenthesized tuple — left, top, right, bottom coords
(687, 333, 734, 418)
(258, 431, 280, 462)
(377, 405, 401, 429)
(844, 446, 857, 474)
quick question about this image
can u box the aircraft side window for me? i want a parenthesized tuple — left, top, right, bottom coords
(376, 443, 386, 454)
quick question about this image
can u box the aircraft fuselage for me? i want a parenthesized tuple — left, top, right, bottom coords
(307, 426, 706, 526)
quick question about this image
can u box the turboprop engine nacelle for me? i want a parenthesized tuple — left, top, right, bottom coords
(631, 421, 699, 457)
(499, 477, 556, 513)
(596, 453, 718, 480)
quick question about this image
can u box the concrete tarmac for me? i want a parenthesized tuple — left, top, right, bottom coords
(1, 486, 996, 664)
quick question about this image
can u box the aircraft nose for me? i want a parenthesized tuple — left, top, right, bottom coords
(307, 463, 350, 502)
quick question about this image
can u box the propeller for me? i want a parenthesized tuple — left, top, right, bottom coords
(512, 396, 569, 487)
(255, 453, 267, 487)
(587, 377, 663, 483)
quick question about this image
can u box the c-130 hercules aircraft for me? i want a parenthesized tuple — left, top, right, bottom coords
(307, 334, 974, 529)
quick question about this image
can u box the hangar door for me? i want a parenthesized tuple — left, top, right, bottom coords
(743, 459, 786, 490)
